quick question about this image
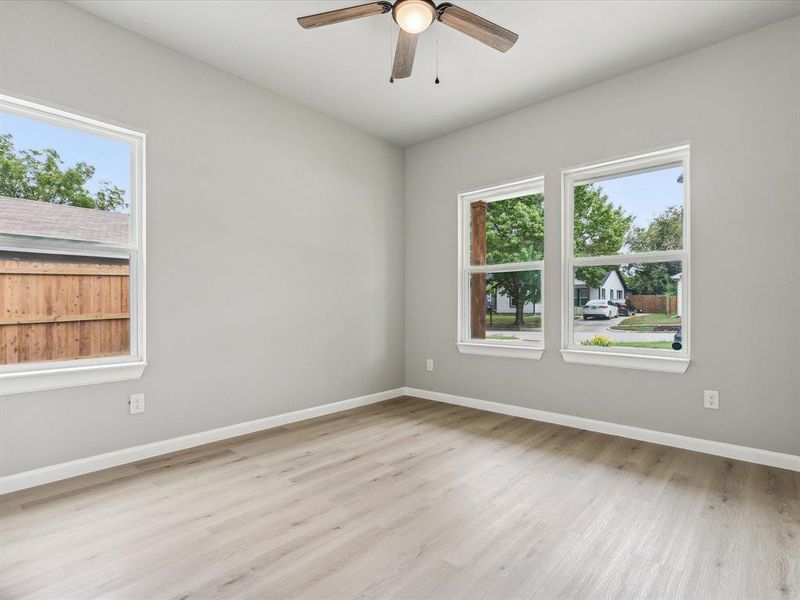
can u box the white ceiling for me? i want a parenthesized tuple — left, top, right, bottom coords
(70, 1, 800, 146)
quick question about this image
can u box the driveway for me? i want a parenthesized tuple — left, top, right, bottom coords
(482, 314, 677, 345)
(574, 315, 675, 343)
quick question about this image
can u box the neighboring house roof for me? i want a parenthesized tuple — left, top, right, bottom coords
(671, 272, 682, 280)
(574, 269, 628, 291)
(601, 269, 628, 292)
(0, 196, 129, 245)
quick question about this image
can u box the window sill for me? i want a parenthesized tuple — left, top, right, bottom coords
(0, 361, 147, 395)
(456, 342, 543, 360)
(561, 349, 689, 373)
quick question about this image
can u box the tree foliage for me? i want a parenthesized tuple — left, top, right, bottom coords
(626, 206, 682, 253)
(573, 184, 633, 295)
(484, 194, 544, 327)
(0, 134, 127, 212)
(623, 206, 683, 294)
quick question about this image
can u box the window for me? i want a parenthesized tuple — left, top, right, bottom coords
(0, 94, 146, 393)
(574, 287, 589, 308)
(458, 177, 544, 359)
(562, 146, 689, 373)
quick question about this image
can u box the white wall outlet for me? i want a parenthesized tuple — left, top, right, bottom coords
(129, 393, 145, 415)
(426, 358, 434, 372)
(703, 390, 719, 410)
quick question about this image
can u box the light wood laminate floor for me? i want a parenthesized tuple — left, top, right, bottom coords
(1, 397, 798, 599)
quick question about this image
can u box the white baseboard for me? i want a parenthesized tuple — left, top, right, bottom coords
(4, 385, 796, 494)
(404, 387, 800, 472)
(0, 388, 405, 495)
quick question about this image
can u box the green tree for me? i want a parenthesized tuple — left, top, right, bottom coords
(624, 206, 682, 294)
(0, 134, 127, 212)
(573, 184, 633, 302)
(627, 206, 682, 253)
(485, 194, 544, 327)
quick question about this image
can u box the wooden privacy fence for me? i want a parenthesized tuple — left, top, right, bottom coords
(628, 294, 678, 315)
(0, 255, 130, 365)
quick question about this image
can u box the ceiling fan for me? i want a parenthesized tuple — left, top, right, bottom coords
(297, 0, 518, 82)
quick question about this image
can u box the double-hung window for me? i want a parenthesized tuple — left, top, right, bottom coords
(0, 94, 146, 393)
(562, 146, 689, 372)
(457, 177, 544, 360)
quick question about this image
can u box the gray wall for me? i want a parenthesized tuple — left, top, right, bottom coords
(0, 1, 405, 476)
(405, 17, 800, 455)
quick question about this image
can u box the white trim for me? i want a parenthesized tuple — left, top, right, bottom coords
(561, 145, 690, 368)
(404, 387, 800, 472)
(460, 175, 545, 204)
(0, 92, 147, 389)
(560, 349, 689, 373)
(466, 259, 544, 274)
(562, 145, 686, 182)
(570, 249, 684, 267)
(1, 361, 148, 395)
(457, 176, 545, 356)
(0, 387, 405, 494)
(456, 342, 543, 360)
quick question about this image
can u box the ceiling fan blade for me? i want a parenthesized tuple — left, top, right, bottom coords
(437, 3, 518, 53)
(391, 29, 419, 80)
(297, 1, 391, 29)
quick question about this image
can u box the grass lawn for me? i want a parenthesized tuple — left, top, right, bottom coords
(487, 313, 542, 327)
(487, 334, 520, 340)
(610, 341, 675, 350)
(614, 313, 680, 331)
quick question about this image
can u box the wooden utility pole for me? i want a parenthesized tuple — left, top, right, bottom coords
(470, 202, 487, 339)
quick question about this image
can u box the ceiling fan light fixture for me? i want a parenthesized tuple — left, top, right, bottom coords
(392, 0, 436, 34)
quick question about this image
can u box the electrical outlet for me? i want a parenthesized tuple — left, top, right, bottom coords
(703, 390, 719, 410)
(129, 393, 145, 415)
(426, 358, 434, 372)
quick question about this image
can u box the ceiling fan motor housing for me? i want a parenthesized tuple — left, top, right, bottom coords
(392, 0, 437, 34)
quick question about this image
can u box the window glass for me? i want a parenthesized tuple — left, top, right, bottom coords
(471, 194, 544, 265)
(573, 261, 683, 352)
(1, 111, 131, 244)
(573, 165, 683, 258)
(471, 270, 542, 346)
(0, 251, 131, 365)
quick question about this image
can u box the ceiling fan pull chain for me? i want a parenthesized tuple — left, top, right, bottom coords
(435, 19, 440, 84)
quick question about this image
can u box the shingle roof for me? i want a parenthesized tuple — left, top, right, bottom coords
(0, 196, 129, 245)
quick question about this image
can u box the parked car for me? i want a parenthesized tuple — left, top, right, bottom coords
(582, 299, 619, 320)
(672, 328, 682, 351)
(608, 298, 636, 316)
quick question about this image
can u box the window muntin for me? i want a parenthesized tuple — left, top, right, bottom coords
(563, 147, 689, 367)
(0, 94, 145, 381)
(458, 177, 544, 357)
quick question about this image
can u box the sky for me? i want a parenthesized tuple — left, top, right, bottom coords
(594, 165, 683, 229)
(1, 111, 131, 213)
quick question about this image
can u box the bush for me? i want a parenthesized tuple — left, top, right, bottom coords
(581, 334, 613, 347)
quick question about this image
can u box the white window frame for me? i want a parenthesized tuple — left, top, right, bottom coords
(561, 146, 690, 373)
(457, 176, 544, 360)
(0, 93, 146, 394)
